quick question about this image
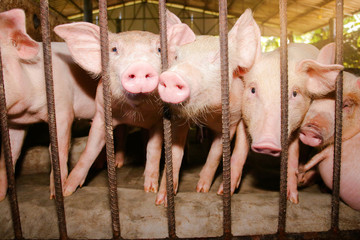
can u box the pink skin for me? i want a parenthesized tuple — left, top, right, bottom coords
(54, 13, 193, 197)
(299, 99, 335, 147)
(156, 9, 260, 205)
(158, 71, 190, 104)
(0, 9, 98, 201)
(298, 72, 360, 210)
(241, 42, 343, 203)
(121, 62, 159, 94)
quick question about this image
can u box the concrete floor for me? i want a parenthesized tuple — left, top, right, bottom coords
(1, 125, 360, 239)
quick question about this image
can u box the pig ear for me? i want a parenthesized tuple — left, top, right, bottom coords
(166, 9, 182, 29)
(227, 9, 261, 74)
(317, 43, 336, 65)
(54, 22, 102, 75)
(0, 9, 39, 59)
(167, 23, 196, 48)
(297, 59, 343, 96)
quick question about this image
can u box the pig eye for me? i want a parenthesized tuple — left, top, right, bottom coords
(292, 90, 297, 98)
(251, 87, 256, 94)
(111, 47, 118, 53)
(175, 56, 178, 60)
(157, 48, 161, 53)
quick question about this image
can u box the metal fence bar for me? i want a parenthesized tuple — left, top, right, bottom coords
(39, 1, 68, 239)
(278, 0, 289, 237)
(218, 0, 232, 238)
(331, 0, 344, 234)
(0, 42, 23, 240)
(98, 0, 121, 239)
(159, 0, 177, 238)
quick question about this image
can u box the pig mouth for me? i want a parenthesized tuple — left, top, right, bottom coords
(299, 124, 323, 147)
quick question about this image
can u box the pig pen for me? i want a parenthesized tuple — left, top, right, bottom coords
(1, 0, 360, 239)
(1, 123, 360, 239)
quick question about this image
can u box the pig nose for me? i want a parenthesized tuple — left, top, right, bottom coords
(299, 124, 323, 147)
(252, 141, 281, 157)
(121, 62, 159, 94)
(158, 71, 190, 104)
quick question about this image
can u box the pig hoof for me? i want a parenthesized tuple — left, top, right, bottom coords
(63, 189, 74, 197)
(196, 180, 210, 193)
(0, 193, 6, 202)
(144, 183, 158, 193)
(155, 193, 167, 206)
(115, 158, 124, 168)
(144, 178, 159, 193)
(288, 192, 299, 204)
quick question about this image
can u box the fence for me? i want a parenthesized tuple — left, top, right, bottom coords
(0, 0, 359, 239)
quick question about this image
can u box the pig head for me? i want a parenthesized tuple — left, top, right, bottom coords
(242, 43, 343, 157)
(300, 71, 360, 147)
(299, 71, 360, 210)
(54, 13, 194, 102)
(158, 8, 261, 126)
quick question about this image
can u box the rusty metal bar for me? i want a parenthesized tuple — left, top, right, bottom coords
(219, 0, 232, 238)
(159, 0, 177, 238)
(39, 1, 68, 239)
(331, 0, 343, 234)
(0, 42, 23, 240)
(278, 0, 288, 237)
(98, 0, 121, 239)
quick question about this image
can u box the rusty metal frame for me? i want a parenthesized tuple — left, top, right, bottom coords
(159, 1, 177, 238)
(278, 0, 289, 237)
(40, 1, 68, 239)
(98, 0, 121, 239)
(0, 0, 359, 239)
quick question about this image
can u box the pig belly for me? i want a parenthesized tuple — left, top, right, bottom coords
(318, 143, 360, 211)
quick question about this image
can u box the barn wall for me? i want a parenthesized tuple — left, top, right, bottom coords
(1, 0, 68, 41)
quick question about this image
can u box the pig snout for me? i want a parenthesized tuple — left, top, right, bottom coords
(158, 71, 190, 104)
(251, 138, 281, 157)
(299, 124, 323, 147)
(121, 62, 159, 94)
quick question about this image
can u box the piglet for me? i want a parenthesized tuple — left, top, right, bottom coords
(298, 71, 360, 210)
(240, 42, 343, 203)
(0, 9, 98, 200)
(54, 11, 194, 197)
(156, 9, 261, 205)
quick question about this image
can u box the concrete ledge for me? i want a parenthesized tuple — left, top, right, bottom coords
(1, 178, 359, 239)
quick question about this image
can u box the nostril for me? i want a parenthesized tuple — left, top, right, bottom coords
(176, 85, 183, 90)
(160, 82, 167, 88)
(129, 74, 135, 79)
(145, 74, 151, 78)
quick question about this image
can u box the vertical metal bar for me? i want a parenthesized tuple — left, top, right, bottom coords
(278, 0, 288, 237)
(98, 0, 121, 239)
(0, 45, 23, 240)
(39, 1, 68, 239)
(83, 0, 93, 23)
(219, 0, 232, 239)
(331, 0, 343, 233)
(159, 1, 177, 238)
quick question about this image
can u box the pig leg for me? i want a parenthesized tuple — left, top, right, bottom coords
(217, 120, 249, 195)
(114, 125, 127, 168)
(49, 112, 73, 199)
(155, 123, 189, 206)
(287, 138, 300, 204)
(143, 122, 163, 193)
(297, 147, 330, 183)
(297, 167, 318, 187)
(196, 125, 237, 193)
(0, 128, 26, 201)
(63, 111, 106, 196)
